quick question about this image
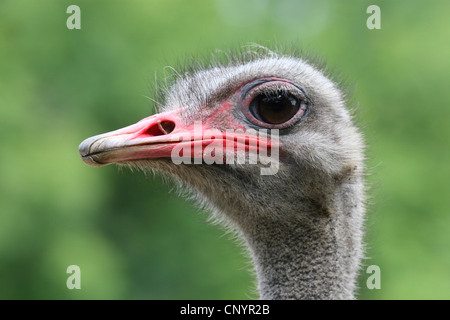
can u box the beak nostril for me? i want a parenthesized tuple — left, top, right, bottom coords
(142, 120, 176, 137)
(159, 120, 175, 135)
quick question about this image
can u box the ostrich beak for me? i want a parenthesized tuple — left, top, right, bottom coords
(79, 109, 277, 167)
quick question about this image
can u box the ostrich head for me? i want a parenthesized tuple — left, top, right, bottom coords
(79, 48, 365, 300)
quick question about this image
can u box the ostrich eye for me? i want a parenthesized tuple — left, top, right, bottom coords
(250, 91, 300, 125)
(240, 79, 309, 129)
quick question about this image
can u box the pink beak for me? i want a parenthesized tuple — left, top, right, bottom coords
(79, 109, 278, 167)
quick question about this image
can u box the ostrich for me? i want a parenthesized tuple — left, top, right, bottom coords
(78, 48, 366, 300)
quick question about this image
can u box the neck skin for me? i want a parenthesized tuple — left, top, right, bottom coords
(240, 184, 364, 300)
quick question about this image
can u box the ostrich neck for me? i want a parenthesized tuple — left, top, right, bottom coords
(240, 184, 364, 300)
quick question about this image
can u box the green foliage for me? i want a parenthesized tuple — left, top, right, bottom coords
(0, 0, 448, 299)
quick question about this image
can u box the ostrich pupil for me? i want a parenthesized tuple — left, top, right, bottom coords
(253, 92, 299, 124)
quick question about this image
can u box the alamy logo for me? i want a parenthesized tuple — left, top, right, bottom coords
(366, 265, 381, 290)
(366, 5, 381, 30)
(66, 265, 81, 289)
(169, 121, 280, 175)
(66, 5, 81, 30)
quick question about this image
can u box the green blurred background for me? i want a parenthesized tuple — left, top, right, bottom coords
(0, 0, 449, 299)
